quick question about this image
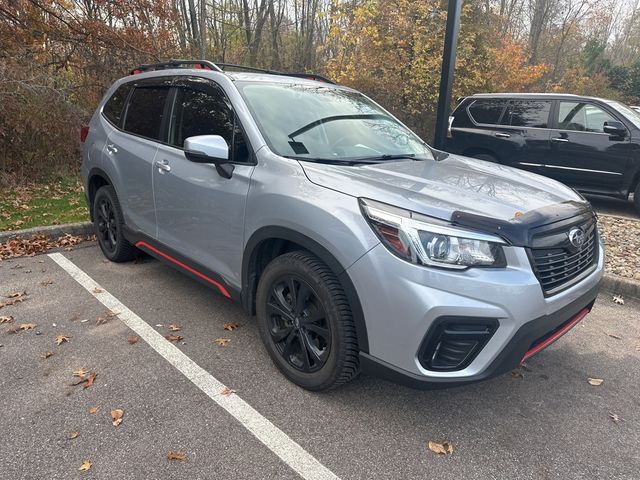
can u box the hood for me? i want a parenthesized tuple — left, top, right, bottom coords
(300, 154, 587, 223)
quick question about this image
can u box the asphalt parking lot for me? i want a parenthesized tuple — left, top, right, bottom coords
(1, 242, 639, 480)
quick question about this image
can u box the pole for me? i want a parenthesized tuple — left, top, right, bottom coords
(433, 0, 463, 150)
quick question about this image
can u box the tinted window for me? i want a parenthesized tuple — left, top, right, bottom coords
(558, 102, 616, 133)
(502, 100, 551, 128)
(170, 78, 249, 162)
(468, 99, 505, 125)
(123, 85, 170, 140)
(103, 83, 132, 127)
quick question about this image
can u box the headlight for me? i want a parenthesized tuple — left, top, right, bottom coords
(360, 198, 507, 269)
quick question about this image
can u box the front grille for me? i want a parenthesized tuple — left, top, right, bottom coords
(530, 220, 597, 295)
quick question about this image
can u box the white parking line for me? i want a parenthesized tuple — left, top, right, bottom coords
(48, 252, 340, 480)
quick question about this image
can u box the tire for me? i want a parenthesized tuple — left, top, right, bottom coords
(634, 182, 640, 215)
(256, 251, 360, 390)
(92, 185, 138, 262)
(472, 153, 499, 163)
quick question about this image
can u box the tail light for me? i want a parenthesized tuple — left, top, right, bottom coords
(80, 125, 89, 143)
(447, 116, 454, 138)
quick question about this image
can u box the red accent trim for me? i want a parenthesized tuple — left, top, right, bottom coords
(521, 307, 590, 362)
(80, 125, 89, 143)
(135, 241, 231, 298)
(132, 69, 142, 75)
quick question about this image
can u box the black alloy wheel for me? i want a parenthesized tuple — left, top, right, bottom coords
(92, 185, 138, 262)
(96, 196, 117, 254)
(256, 251, 360, 390)
(267, 276, 331, 373)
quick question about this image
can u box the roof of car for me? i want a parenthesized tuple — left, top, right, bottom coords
(467, 92, 612, 103)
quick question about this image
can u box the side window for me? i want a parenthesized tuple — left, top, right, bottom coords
(170, 78, 249, 162)
(103, 83, 132, 127)
(558, 101, 616, 133)
(501, 100, 551, 128)
(123, 84, 171, 140)
(467, 99, 505, 125)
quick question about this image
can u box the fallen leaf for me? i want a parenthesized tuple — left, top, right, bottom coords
(68, 431, 79, 440)
(165, 334, 184, 342)
(223, 322, 241, 331)
(0, 291, 28, 309)
(428, 440, 454, 455)
(96, 310, 117, 325)
(40, 279, 53, 286)
(55, 335, 70, 345)
(511, 371, 524, 379)
(167, 451, 186, 461)
(19, 323, 36, 331)
(0, 315, 14, 324)
(88, 407, 98, 414)
(609, 411, 622, 424)
(92, 287, 103, 293)
(612, 295, 624, 305)
(168, 324, 182, 332)
(73, 368, 87, 378)
(79, 460, 92, 471)
(587, 378, 604, 386)
(214, 338, 230, 346)
(606, 332, 622, 340)
(221, 387, 236, 396)
(42, 351, 54, 359)
(127, 336, 139, 345)
(111, 409, 124, 427)
(83, 372, 97, 389)
(7, 326, 20, 334)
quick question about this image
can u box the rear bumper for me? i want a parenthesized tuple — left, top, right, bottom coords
(360, 279, 600, 389)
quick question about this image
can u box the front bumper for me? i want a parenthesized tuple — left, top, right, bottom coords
(347, 241, 604, 388)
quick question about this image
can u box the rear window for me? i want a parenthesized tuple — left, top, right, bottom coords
(501, 100, 551, 128)
(467, 99, 505, 125)
(103, 83, 132, 127)
(123, 86, 170, 140)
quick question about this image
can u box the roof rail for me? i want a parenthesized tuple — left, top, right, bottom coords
(130, 59, 335, 84)
(130, 59, 222, 75)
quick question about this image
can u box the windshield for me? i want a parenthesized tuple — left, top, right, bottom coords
(236, 82, 433, 162)
(606, 100, 640, 129)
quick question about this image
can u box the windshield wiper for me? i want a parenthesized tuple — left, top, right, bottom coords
(283, 155, 385, 165)
(288, 114, 391, 139)
(350, 154, 419, 161)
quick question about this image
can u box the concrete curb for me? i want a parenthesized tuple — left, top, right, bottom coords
(0, 221, 94, 243)
(600, 274, 640, 300)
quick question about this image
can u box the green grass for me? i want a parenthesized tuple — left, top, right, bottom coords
(0, 176, 89, 232)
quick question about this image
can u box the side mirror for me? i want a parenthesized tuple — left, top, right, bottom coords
(603, 121, 626, 137)
(184, 135, 234, 179)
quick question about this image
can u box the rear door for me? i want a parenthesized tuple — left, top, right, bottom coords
(497, 99, 553, 174)
(544, 100, 630, 190)
(106, 77, 172, 236)
(152, 76, 254, 287)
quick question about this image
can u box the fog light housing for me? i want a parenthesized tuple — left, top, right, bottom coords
(418, 318, 498, 371)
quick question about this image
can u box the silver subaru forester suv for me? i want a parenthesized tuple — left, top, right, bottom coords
(81, 60, 604, 390)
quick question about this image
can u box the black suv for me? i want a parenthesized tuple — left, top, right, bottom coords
(445, 93, 640, 213)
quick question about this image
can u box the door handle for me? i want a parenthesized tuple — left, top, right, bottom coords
(494, 132, 511, 138)
(155, 159, 171, 173)
(550, 137, 569, 143)
(106, 144, 118, 154)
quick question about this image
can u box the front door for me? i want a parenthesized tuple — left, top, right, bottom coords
(545, 101, 630, 191)
(153, 76, 254, 288)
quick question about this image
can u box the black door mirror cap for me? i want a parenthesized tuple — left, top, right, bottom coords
(184, 148, 228, 164)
